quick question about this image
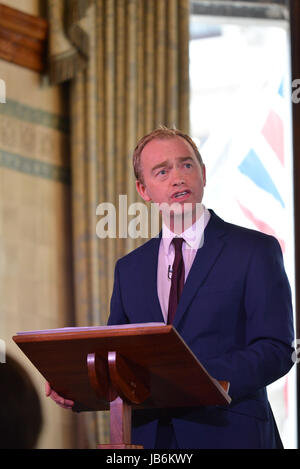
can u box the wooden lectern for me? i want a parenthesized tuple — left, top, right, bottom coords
(13, 323, 231, 449)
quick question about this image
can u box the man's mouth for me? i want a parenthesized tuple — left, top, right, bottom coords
(172, 190, 191, 201)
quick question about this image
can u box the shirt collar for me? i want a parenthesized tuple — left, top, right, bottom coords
(161, 205, 211, 255)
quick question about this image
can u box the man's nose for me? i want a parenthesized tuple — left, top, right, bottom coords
(171, 167, 185, 186)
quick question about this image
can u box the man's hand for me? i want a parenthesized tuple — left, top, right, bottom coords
(45, 381, 74, 410)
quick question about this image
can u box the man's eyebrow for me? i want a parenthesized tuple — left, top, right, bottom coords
(151, 156, 194, 174)
(151, 160, 169, 173)
(178, 156, 194, 162)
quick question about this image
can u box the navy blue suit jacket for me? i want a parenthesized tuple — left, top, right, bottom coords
(108, 210, 294, 449)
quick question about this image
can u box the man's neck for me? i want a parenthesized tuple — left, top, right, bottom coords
(163, 203, 204, 235)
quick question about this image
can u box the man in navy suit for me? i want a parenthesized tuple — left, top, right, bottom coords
(47, 127, 294, 449)
(107, 127, 294, 449)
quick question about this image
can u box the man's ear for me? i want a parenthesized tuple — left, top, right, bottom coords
(136, 180, 152, 202)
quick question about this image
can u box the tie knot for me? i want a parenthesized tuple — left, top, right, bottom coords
(172, 237, 184, 252)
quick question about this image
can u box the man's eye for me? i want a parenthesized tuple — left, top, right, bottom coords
(184, 163, 192, 168)
(158, 169, 167, 175)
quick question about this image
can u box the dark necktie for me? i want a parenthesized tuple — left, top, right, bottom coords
(167, 238, 185, 324)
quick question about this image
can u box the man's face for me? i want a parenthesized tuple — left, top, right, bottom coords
(136, 136, 206, 223)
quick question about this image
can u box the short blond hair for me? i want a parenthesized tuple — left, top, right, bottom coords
(133, 126, 203, 183)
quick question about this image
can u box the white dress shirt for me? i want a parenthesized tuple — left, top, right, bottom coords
(157, 205, 211, 323)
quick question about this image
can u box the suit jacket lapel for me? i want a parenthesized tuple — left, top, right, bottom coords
(173, 210, 227, 329)
(141, 235, 165, 322)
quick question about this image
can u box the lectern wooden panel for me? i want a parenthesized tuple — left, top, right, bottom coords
(13, 323, 231, 448)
